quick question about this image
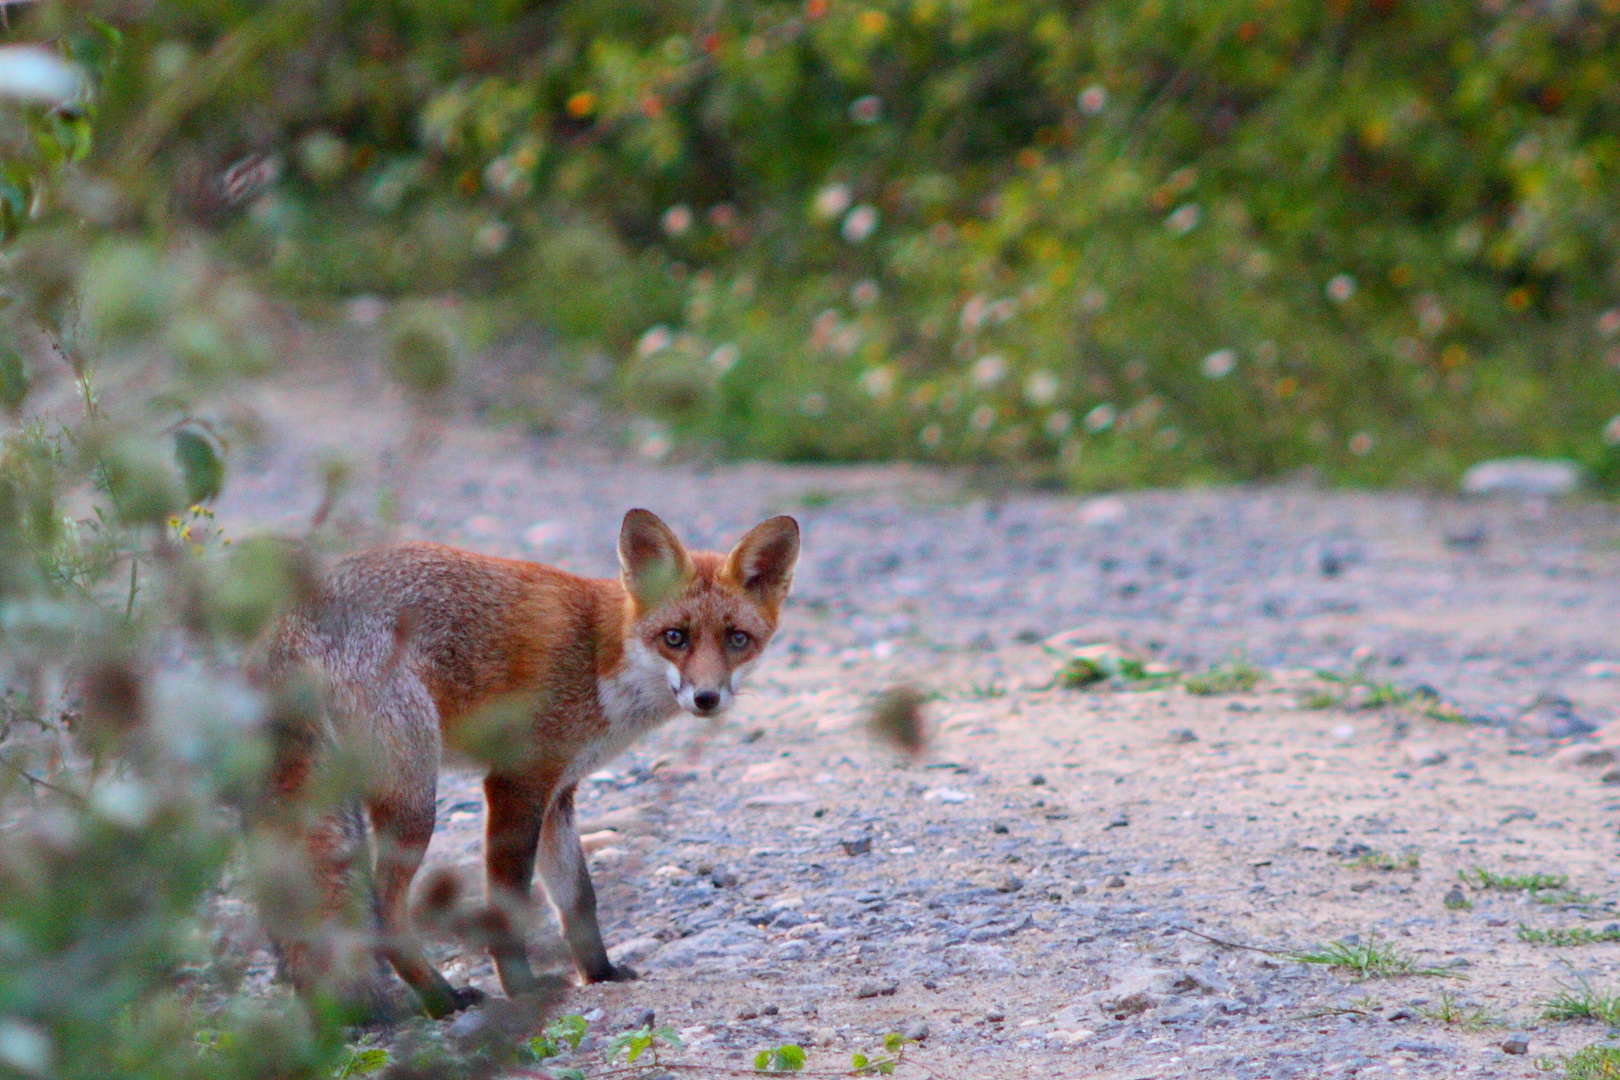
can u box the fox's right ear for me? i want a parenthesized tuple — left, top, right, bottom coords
(619, 509, 692, 610)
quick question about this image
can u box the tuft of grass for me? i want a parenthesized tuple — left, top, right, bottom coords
(1544, 1043, 1620, 1079)
(1289, 933, 1459, 979)
(961, 678, 1008, 700)
(1345, 849, 1420, 872)
(1464, 868, 1569, 893)
(1183, 658, 1267, 696)
(1461, 867, 1596, 906)
(1418, 990, 1503, 1030)
(1544, 974, 1620, 1025)
(1051, 649, 1177, 691)
(797, 489, 836, 510)
(1314, 670, 1413, 709)
(1519, 924, 1620, 947)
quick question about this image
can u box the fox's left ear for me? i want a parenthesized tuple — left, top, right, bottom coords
(724, 516, 800, 609)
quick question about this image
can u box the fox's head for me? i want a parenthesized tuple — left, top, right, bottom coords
(618, 509, 800, 718)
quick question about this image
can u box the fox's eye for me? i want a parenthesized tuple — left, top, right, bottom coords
(662, 628, 688, 649)
(726, 630, 751, 650)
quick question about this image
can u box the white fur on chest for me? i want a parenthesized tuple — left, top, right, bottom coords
(584, 639, 680, 775)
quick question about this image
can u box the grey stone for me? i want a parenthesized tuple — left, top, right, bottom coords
(1551, 744, 1617, 770)
(608, 935, 664, 966)
(1515, 693, 1596, 739)
(447, 1009, 486, 1037)
(854, 980, 898, 999)
(1501, 1033, 1530, 1055)
(840, 836, 872, 856)
(900, 1017, 930, 1042)
(1461, 457, 1582, 497)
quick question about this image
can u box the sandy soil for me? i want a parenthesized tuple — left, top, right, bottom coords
(204, 361, 1620, 1079)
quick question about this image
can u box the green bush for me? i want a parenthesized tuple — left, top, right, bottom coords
(28, 0, 1620, 485)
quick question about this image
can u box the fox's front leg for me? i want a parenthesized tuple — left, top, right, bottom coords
(538, 784, 637, 984)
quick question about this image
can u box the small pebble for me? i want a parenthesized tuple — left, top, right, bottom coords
(1169, 727, 1198, 744)
(995, 872, 1023, 893)
(854, 980, 898, 999)
(841, 836, 872, 856)
(1501, 1033, 1530, 1055)
(985, 1009, 1005, 1023)
(900, 1018, 930, 1042)
(1443, 884, 1470, 910)
(1029, 773, 1047, 786)
(1106, 875, 1126, 888)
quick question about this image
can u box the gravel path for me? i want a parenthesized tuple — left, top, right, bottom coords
(208, 366, 1620, 1078)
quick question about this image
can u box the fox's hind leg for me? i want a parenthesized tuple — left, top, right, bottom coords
(370, 793, 482, 1017)
(483, 772, 549, 997)
(364, 672, 484, 1017)
(261, 740, 394, 1018)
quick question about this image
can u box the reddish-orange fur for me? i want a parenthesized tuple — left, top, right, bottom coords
(265, 510, 799, 1016)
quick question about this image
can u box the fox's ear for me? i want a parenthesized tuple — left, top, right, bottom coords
(619, 509, 692, 609)
(724, 516, 800, 609)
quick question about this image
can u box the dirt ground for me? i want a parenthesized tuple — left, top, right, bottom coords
(206, 353, 1620, 1079)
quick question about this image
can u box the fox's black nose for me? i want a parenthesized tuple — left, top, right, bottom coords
(693, 690, 721, 713)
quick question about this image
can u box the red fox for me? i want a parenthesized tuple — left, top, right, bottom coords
(265, 509, 799, 1017)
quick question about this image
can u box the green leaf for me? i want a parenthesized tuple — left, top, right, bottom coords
(852, 1052, 869, 1070)
(755, 1050, 772, 1071)
(173, 429, 224, 504)
(526, 1035, 558, 1060)
(0, 346, 30, 412)
(548, 1069, 586, 1080)
(882, 1032, 902, 1052)
(653, 1025, 684, 1049)
(335, 1047, 389, 1078)
(774, 1044, 806, 1070)
(547, 1014, 589, 1049)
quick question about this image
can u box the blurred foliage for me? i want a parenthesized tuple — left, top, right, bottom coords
(0, 12, 487, 1078)
(11, 0, 1620, 485)
(7, 1, 1620, 1074)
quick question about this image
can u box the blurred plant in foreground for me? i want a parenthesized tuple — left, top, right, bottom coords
(0, 20, 530, 1077)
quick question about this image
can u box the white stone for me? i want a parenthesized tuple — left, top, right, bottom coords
(1461, 458, 1582, 497)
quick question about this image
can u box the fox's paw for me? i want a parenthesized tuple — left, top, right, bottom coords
(447, 985, 487, 1013)
(422, 984, 486, 1019)
(583, 963, 639, 984)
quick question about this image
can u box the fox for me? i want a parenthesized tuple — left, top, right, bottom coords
(264, 508, 800, 1017)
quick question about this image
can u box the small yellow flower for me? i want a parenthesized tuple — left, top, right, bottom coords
(857, 9, 889, 35)
(566, 91, 597, 119)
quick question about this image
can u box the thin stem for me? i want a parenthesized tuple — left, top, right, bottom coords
(0, 754, 84, 802)
(124, 556, 138, 621)
(1172, 924, 1289, 956)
